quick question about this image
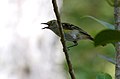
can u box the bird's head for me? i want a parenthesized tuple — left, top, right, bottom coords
(41, 20, 58, 30)
(41, 20, 61, 36)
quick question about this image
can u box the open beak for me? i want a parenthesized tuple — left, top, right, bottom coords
(42, 27, 49, 29)
(41, 23, 48, 25)
(41, 23, 49, 29)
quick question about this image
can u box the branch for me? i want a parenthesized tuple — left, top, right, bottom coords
(52, 0, 76, 79)
(114, 0, 120, 79)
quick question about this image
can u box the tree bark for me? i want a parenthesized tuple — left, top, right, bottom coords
(114, 0, 120, 79)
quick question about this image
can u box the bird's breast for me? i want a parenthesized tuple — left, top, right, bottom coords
(64, 30, 80, 41)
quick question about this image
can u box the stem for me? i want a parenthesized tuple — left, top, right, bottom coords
(52, 0, 76, 79)
(114, 0, 120, 79)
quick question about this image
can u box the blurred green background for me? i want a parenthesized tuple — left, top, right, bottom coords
(61, 0, 115, 79)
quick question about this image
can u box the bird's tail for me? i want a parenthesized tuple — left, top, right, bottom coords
(79, 31, 94, 41)
(76, 27, 93, 41)
(88, 35, 94, 40)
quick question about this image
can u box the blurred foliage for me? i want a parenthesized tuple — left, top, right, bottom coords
(61, 0, 115, 79)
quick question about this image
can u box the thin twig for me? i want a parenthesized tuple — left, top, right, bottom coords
(52, 0, 76, 79)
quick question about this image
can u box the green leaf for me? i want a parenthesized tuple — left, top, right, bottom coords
(96, 72, 112, 79)
(106, 0, 114, 7)
(94, 29, 120, 46)
(81, 16, 115, 29)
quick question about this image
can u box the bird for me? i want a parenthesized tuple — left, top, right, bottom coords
(41, 20, 93, 49)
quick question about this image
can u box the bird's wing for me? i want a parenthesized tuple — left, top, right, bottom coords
(62, 23, 87, 34)
(62, 23, 93, 40)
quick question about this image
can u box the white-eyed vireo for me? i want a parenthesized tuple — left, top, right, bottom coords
(42, 20, 93, 49)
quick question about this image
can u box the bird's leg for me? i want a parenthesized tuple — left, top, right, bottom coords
(67, 41, 78, 49)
